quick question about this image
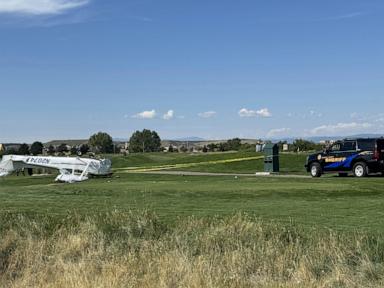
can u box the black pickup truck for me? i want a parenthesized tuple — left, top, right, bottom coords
(305, 138, 384, 177)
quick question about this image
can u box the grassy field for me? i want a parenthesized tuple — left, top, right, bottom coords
(1, 171, 384, 233)
(111, 151, 263, 169)
(111, 151, 308, 174)
(2, 152, 384, 287)
(1, 212, 384, 287)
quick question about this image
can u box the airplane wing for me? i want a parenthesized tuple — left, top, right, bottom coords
(55, 164, 90, 183)
(0, 171, 9, 177)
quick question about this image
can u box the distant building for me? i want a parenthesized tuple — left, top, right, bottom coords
(256, 143, 266, 153)
(1, 143, 22, 153)
(320, 140, 335, 146)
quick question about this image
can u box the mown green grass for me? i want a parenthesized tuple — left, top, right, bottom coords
(109, 151, 308, 174)
(1, 172, 384, 233)
(109, 151, 262, 169)
(180, 153, 308, 174)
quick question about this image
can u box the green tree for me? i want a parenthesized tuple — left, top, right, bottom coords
(3, 148, 16, 155)
(30, 142, 44, 156)
(292, 139, 322, 152)
(70, 146, 78, 155)
(18, 143, 30, 155)
(79, 144, 90, 155)
(227, 138, 242, 151)
(129, 129, 161, 153)
(57, 144, 68, 153)
(218, 142, 229, 152)
(47, 145, 55, 155)
(207, 143, 217, 152)
(179, 145, 188, 153)
(89, 132, 114, 154)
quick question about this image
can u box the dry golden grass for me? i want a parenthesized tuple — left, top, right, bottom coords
(1, 212, 384, 288)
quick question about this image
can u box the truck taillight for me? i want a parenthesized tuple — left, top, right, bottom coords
(374, 150, 380, 160)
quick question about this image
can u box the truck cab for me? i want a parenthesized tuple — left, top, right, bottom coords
(305, 138, 384, 177)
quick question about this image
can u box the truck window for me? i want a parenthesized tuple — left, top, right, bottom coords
(341, 141, 356, 151)
(357, 140, 375, 151)
(331, 143, 341, 152)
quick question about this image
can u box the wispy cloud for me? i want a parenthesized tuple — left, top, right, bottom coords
(26, 12, 92, 27)
(323, 12, 365, 21)
(132, 110, 157, 119)
(267, 128, 291, 138)
(288, 110, 323, 119)
(257, 11, 367, 25)
(0, 0, 90, 15)
(239, 108, 272, 118)
(163, 110, 174, 120)
(198, 111, 217, 119)
(350, 112, 384, 122)
(310, 122, 372, 136)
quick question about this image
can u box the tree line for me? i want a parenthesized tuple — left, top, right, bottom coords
(1, 130, 324, 157)
(1, 142, 91, 157)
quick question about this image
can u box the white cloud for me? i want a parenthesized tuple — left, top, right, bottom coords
(163, 110, 174, 120)
(198, 111, 217, 118)
(132, 110, 156, 119)
(267, 128, 291, 138)
(256, 108, 272, 117)
(239, 108, 272, 118)
(239, 108, 256, 117)
(310, 122, 373, 136)
(0, 0, 90, 15)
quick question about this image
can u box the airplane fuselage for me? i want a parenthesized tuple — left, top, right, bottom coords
(0, 155, 112, 182)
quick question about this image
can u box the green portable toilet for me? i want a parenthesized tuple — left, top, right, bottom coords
(264, 143, 279, 173)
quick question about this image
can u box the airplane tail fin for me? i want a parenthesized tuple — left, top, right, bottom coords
(0, 156, 14, 177)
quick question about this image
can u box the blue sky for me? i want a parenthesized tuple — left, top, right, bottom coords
(0, 0, 383, 142)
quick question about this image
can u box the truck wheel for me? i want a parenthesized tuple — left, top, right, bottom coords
(353, 162, 368, 178)
(310, 163, 322, 178)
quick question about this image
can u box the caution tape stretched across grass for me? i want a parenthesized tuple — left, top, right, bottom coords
(115, 156, 264, 173)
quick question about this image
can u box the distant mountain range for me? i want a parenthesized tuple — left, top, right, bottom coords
(113, 138, 129, 142)
(170, 134, 384, 143)
(171, 137, 206, 142)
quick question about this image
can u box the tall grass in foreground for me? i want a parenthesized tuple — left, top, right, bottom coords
(1, 212, 384, 288)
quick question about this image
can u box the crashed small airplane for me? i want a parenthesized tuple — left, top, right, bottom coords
(0, 155, 112, 183)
